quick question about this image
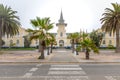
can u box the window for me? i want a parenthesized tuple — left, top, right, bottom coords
(60, 32, 63, 37)
(109, 40, 112, 44)
(16, 40, 19, 45)
(103, 40, 105, 44)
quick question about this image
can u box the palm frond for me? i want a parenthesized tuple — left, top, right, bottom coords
(0, 4, 20, 37)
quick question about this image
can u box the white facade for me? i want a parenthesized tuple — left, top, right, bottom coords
(55, 11, 71, 47)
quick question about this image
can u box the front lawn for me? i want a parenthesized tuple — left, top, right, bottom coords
(1, 47, 37, 51)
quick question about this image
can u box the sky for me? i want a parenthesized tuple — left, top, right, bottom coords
(0, 0, 120, 33)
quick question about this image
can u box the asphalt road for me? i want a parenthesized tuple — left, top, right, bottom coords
(0, 63, 120, 80)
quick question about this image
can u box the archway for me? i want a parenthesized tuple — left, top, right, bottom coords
(59, 40, 64, 47)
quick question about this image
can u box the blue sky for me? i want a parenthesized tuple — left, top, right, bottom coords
(0, 0, 120, 33)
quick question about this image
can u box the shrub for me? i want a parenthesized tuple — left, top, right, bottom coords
(108, 44, 114, 49)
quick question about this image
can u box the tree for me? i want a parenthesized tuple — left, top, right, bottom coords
(9, 43, 16, 48)
(77, 38, 99, 59)
(2, 40, 5, 46)
(89, 30, 103, 47)
(23, 35, 31, 48)
(100, 3, 120, 52)
(49, 34, 56, 53)
(27, 17, 54, 59)
(80, 31, 88, 52)
(67, 32, 80, 54)
(45, 38, 51, 55)
(0, 4, 20, 50)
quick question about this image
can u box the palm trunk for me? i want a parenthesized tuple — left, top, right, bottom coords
(116, 25, 120, 53)
(38, 40, 45, 59)
(38, 39, 41, 52)
(47, 47, 50, 55)
(0, 32, 2, 50)
(0, 18, 3, 50)
(76, 51, 79, 55)
(76, 40, 79, 55)
(50, 43, 53, 53)
(85, 49, 89, 59)
(38, 45, 45, 59)
(72, 39, 74, 53)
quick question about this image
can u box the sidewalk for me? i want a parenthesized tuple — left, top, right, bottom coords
(75, 50, 120, 63)
(0, 49, 120, 63)
(49, 49, 78, 63)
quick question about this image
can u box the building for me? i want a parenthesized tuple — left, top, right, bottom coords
(2, 27, 27, 47)
(55, 11, 71, 47)
(2, 11, 117, 48)
(97, 29, 116, 47)
(2, 11, 71, 48)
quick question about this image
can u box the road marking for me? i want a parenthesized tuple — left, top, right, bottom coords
(48, 71, 86, 75)
(105, 76, 120, 80)
(51, 65, 79, 67)
(34, 76, 89, 80)
(23, 73, 32, 78)
(48, 64, 88, 79)
(0, 76, 89, 79)
(36, 64, 42, 67)
(49, 68, 82, 70)
(29, 68, 38, 72)
(105, 76, 117, 80)
(23, 64, 42, 78)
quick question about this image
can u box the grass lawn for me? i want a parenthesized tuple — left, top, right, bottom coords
(1, 47, 37, 51)
(99, 48, 115, 50)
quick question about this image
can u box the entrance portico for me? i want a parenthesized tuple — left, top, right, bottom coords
(59, 40, 64, 47)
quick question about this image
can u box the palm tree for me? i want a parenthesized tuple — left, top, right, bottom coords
(100, 3, 120, 53)
(23, 35, 31, 48)
(27, 17, 54, 59)
(49, 34, 56, 53)
(45, 33, 56, 55)
(45, 38, 51, 55)
(67, 32, 80, 54)
(81, 31, 88, 52)
(0, 39, 5, 47)
(77, 38, 99, 59)
(0, 4, 20, 49)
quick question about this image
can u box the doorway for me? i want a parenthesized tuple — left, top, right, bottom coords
(59, 40, 64, 47)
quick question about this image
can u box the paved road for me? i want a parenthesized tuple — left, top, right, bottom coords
(0, 63, 120, 80)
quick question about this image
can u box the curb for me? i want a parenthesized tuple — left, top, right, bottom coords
(0, 61, 120, 64)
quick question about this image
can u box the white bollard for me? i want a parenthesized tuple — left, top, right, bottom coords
(44, 49, 47, 57)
